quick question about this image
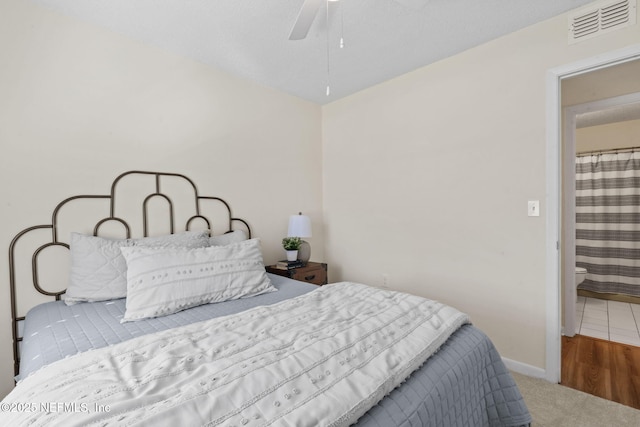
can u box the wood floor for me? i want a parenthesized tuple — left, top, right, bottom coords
(561, 334, 640, 410)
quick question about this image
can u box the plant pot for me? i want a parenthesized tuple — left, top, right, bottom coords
(286, 250, 298, 261)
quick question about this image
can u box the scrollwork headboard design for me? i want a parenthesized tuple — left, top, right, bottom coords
(8, 170, 251, 376)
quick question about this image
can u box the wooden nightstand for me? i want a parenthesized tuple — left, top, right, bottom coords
(266, 262, 328, 286)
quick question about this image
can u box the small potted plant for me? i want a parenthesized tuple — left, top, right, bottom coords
(282, 237, 302, 261)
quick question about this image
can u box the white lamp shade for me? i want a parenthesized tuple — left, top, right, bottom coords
(287, 213, 312, 238)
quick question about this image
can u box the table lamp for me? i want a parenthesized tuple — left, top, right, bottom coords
(288, 212, 312, 264)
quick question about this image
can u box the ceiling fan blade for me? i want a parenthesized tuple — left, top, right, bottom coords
(289, 0, 324, 40)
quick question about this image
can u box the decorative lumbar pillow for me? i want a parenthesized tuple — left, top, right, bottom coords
(208, 229, 248, 246)
(120, 238, 276, 322)
(65, 230, 210, 305)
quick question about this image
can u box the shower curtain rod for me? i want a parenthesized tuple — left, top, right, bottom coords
(577, 145, 640, 156)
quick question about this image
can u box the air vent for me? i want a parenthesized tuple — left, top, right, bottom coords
(569, 0, 636, 44)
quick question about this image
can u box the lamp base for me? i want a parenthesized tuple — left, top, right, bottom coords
(298, 240, 311, 264)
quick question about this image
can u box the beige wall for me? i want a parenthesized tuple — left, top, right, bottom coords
(322, 5, 640, 370)
(0, 0, 323, 397)
(576, 119, 640, 152)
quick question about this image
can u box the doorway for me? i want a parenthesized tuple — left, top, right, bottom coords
(546, 44, 640, 384)
(547, 47, 640, 408)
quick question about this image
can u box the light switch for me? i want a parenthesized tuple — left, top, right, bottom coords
(528, 200, 540, 217)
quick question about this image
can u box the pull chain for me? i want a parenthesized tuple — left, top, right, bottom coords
(326, 0, 331, 96)
(339, 1, 345, 49)
(326, 0, 344, 97)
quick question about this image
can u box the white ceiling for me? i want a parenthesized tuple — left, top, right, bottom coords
(30, 0, 595, 104)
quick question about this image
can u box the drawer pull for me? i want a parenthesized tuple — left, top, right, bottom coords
(304, 274, 316, 281)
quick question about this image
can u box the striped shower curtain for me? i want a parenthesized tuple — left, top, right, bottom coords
(576, 151, 640, 297)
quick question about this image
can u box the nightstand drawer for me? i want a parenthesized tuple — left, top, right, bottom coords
(266, 262, 328, 286)
(289, 264, 327, 285)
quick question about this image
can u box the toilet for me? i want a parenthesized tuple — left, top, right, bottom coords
(575, 267, 587, 288)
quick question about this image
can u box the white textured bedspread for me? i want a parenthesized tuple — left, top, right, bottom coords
(1, 282, 469, 427)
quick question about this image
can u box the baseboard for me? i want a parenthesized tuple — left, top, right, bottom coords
(502, 357, 546, 379)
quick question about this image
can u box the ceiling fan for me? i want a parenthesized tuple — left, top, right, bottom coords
(288, 0, 429, 40)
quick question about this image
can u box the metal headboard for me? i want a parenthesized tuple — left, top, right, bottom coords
(8, 170, 251, 377)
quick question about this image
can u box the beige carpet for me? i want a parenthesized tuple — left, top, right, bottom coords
(511, 372, 640, 426)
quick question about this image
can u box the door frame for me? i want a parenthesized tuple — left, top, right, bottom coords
(546, 43, 640, 383)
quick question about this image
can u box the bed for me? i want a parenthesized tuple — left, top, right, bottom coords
(3, 171, 531, 426)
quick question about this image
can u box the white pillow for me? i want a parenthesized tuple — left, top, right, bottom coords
(65, 230, 210, 305)
(208, 229, 248, 246)
(120, 238, 276, 322)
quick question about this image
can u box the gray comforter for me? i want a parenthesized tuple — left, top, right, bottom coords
(18, 274, 531, 426)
